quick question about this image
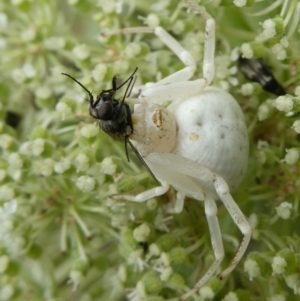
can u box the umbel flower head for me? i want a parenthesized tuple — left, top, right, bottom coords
(0, 0, 300, 300)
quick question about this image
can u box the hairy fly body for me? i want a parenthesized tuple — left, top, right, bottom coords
(62, 68, 137, 159)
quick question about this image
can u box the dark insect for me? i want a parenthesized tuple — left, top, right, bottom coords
(62, 68, 159, 183)
(238, 57, 286, 96)
(62, 68, 137, 158)
(5, 111, 22, 128)
(138, 241, 149, 254)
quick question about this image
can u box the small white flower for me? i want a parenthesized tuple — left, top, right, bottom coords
(40, 158, 55, 176)
(172, 20, 185, 35)
(0, 255, 9, 273)
(199, 286, 215, 299)
(0, 284, 14, 300)
(160, 266, 172, 281)
(0, 170, 6, 182)
(256, 19, 277, 40)
(97, 0, 116, 13)
(74, 153, 90, 172)
(282, 148, 299, 165)
(113, 60, 129, 74)
(228, 77, 239, 86)
(118, 265, 127, 282)
(241, 83, 254, 96)
(11, 0, 25, 5)
(21, 28, 36, 42)
(244, 258, 261, 280)
(44, 37, 66, 50)
(133, 223, 151, 242)
(35, 86, 52, 99)
(0, 135, 14, 149)
(272, 43, 287, 60)
(80, 124, 98, 138)
(145, 13, 160, 27)
(275, 202, 292, 219)
(248, 213, 258, 229)
(285, 274, 300, 294)
(11, 68, 26, 84)
(73, 44, 90, 60)
(69, 270, 83, 291)
(258, 103, 271, 121)
(262, 19, 276, 30)
(233, 0, 247, 7)
(240, 43, 253, 59)
(229, 66, 238, 75)
(3, 199, 17, 214)
(54, 158, 71, 174)
(22, 63, 36, 78)
(76, 175, 95, 192)
(68, 0, 79, 5)
(56, 102, 72, 120)
(101, 157, 117, 175)
(146, 198, 157, 210)
(0, 185, 15, 202)
(7, 153, 23, 170)
(145, 243, 161, 261)
(222, 292, 239, 301)
(272, 255, 287, 274)
(19, 141, 31, 155)
(275, 95, 293, 113)
(124, 43, 142, 58)
(8, 236, 26, 254)
(280, 36, 289, 48)
(269, 295, 286, 301)
(128, 249, 145, 271)
(31, 138, 45, 156)
(91, 64, 107, 82)
(0, 38, 7, 49)
(295, 86, 300, 97)
(0, 13, 8, 28)
(292, 120, 300, 133)
(230, 48, 239, 61)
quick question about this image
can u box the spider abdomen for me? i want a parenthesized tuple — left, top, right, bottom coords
(168, 86, 249, 191)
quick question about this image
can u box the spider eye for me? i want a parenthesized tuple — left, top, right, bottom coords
(90, 102, 113, 120)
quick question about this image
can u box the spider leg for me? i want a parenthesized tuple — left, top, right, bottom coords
(143, 153, 251, 300)
(213, 175, 252, 279)
(182, 0, 215, 85)
(115, 26, 196, 84)
(177, 195, 224, 301)
(113, 181, 170, 202)
(124, 80, 207, 104)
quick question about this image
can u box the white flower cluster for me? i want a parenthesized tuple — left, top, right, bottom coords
(275, 202, 293, 219)
(244, 258, 261, 280)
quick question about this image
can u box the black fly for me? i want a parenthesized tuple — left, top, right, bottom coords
(238, 57, 286, 96)
(62, 68, 159, 183)
(62, 68, 137, 160)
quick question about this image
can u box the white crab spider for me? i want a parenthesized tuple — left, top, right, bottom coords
(117, 0, 251, 300)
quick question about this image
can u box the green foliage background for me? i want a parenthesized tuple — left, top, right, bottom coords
(0, 0, 300, 301)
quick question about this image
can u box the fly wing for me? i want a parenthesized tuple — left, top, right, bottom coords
(238, 57, 285, 96)
(127, 139, 160, 185)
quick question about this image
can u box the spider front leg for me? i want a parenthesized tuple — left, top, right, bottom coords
(213, 175, 252, 279)
(114, 1, 215, 104)
(116, 26, 196, 86)
(182, 0, 215, 85)
(175, 195, 225, 301)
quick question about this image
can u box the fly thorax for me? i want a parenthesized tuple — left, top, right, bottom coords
(131, 102, 177, 156)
